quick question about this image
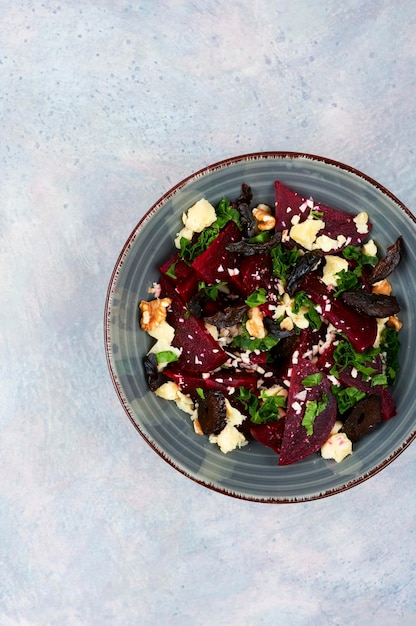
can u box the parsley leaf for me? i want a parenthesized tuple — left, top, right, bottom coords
(332, 385, 366, 414)
(292, 291, 322, 330)
(380, 326, 401, 385)
(155, 350, 179, 365)
(245, 288, 267, 308)
(302, 393, 329, 435)
(179, 196, 241, 262)
(198, 281, 227, 300)
(236, 387, 286, 424)
(271, 244, 300, 285)
(330, 339, 380, 380)
(302, 373, 323, 387)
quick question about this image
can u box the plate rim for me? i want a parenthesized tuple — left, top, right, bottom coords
(104, 150, 416, 503)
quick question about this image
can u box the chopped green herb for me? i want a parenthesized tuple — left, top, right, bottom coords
(165, 262, 177, 280)
(179, 196, 241, 261)
(236, 387, 286, 424)
(292, 291, 322, 330)
(249, 232, 272, 244)
(302, 393, 329, 435)
(330, 339, 380, 380)
(198, 281, 227, 300)
(245, 288, 267, 308)
(310, 209, 324, 219)
(196, 387, 205, 400)
(231, 325, 279, 352)
(380, 326, 401, 385)
(271, 244, 300, 285)
(371, 373, 388, 387)
(333, 269, 360, 296)
(155, 350, 179, 364)
(301, 373, 323, 387)
(332, 385, 366, 414)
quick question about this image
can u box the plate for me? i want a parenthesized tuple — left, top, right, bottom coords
(105, 152, 416, 502)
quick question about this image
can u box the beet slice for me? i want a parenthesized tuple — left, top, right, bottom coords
(159, 277, 228, 373)
(250, 419, 286, 454)
(274, 181, 371, 249)
(164, 367, 258, 399)
(337, 365, 397, 421)
(278, 358, 337, 466)
(191, 220, 244, 289)
(238, 252, 280, 299)
(159, 251, 199, 302)
(301, 273, 377, 353)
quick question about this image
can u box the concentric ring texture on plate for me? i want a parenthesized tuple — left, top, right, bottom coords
(105, 153, 416, 502)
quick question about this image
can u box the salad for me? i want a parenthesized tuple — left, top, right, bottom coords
(139, 181, 403, 465)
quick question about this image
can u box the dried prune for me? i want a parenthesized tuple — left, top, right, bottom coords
(341, 290, 400, 317)
(263, 317, 294, 340)
(286, 249, 324, 296)
(143, 353, 167, 392)
(226, 232, 282, 256)
(341, 394, 382, 442)
(235, 184, 255, 238)
(369, 236, 403, 284)
(197, 390, 227, 435)
(204, 303, 248, 328)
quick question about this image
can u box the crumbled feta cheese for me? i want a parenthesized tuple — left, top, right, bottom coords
(353, 211, 369, 235)
(321, 255, 349, 287)
(209, 399, 248, 453)
(362, 239, 377, 257)
(373, 317, 389, 348)
(174, 198, 217, 247)
(321, 431, 353, 462)
(155, 382, 195, 416)
(289, 218, 325, 250)
(313, 234, 347, 252)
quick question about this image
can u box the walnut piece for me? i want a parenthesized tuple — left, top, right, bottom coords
(139, 298, 171, 331)
(252, 205, 276, 231)
(387, 315, 402, 331)
(246, 306, 266, 338)
(372, 279, 392, 295)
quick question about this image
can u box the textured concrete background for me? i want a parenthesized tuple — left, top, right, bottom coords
(1, 2, 415, 625)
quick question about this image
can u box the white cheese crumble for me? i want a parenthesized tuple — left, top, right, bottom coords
(155, 381, 196, 416)
(174, 198, 217, 247)
(353, 211, 369, 235)
(321, 421, 353, 462)
(321, 255, 349, 287)
(209, 399, 248, 454)
(289, 218, 325, 250)
(362, 239, 377, 257)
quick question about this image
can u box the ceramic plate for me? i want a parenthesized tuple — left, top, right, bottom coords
(105, 152, 416, 502)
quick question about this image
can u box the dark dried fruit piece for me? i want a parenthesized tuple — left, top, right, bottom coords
(235, 184, 255, 238)
(341, 290, 400, 317)
(226, 232, 282, 256)
(263, 317, 294, 340)
(197, 390, 227, 435)
(369, 236, 403, 284)
(341, 394, 382, 442)
(143, 353, 167, 392)
(204, 303, 248, 328)
(286, 249, 324, 296)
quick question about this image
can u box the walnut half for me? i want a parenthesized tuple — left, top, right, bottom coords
(139, 298, 171, 331)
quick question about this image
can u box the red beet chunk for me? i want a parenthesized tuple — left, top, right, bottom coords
(238, 253, 280, 301)
(250, 419, 286, 454)
(159, 277, 228, 373)
(301, 273, 377, 353)
(191, 221, 244, 289)
(278, 358, 337, 466)
(274, 181, 371, 248)
(159, 252, 199, 302)
(337, 366, 397, 421)
(165, 368, 258, 400)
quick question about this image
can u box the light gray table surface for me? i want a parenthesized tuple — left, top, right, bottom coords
(1, 2, 415, 625)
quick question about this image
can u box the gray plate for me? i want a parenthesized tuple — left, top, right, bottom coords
(105, 152, 416, 502)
